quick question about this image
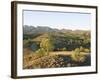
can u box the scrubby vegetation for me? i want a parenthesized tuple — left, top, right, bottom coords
(23, 25, 91, 69)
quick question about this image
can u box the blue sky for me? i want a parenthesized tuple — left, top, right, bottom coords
(23, 10, 91, 30)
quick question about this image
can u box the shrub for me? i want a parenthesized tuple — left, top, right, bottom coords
(71, 48, 80, 62)
(79, 46, 90, 53)
(71, 48, 86, 63)
(74, 48, 80, 54)
(84, 48, 90, 53)
(79, 46, 84, 52)
(36, 48, 46, 57)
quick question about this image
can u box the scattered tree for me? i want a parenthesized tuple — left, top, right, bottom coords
(40, 38, 54, 55)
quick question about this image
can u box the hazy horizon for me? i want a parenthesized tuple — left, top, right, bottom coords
(23, 25, 91, 31)
(23, 10, 91, 30)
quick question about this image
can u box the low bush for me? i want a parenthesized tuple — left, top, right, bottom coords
(36, 48, 46, 57)
(71, 48, 86, 63)
(84, 48, 90, 53)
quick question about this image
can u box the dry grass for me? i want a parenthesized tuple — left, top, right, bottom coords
(49, 51, 90, 56)
(23, 50, 90, 69)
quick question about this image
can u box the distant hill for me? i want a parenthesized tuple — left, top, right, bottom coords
(23, 25, 90, 35)
(23, 25, 59, 34)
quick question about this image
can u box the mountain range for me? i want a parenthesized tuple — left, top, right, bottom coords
(23, 25, 90, 34)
